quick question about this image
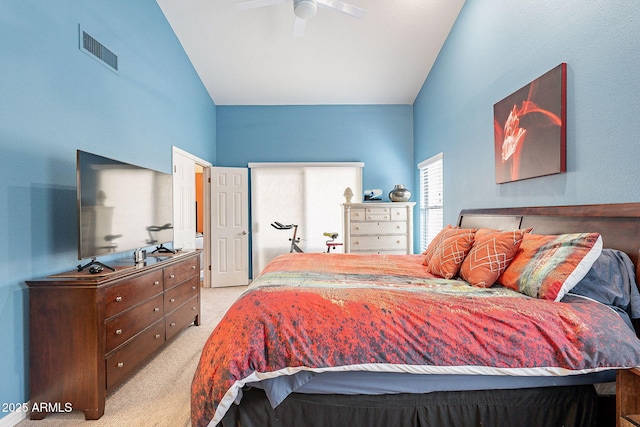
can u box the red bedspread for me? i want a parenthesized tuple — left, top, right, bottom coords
(191, 253, 640, 427)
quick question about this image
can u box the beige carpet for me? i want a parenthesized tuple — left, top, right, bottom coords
(16, 285, 247, 427)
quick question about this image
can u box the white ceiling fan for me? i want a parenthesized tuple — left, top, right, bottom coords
(235, 0, 367, 37)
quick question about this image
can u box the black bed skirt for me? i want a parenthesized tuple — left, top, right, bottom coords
(220, 385, 598, 427)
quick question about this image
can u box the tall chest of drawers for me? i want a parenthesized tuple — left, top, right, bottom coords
(343, 202, 416, 254)
(26, 251, 200, 420)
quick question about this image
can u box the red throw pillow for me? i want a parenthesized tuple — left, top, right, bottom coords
(426, 228, 476, 279)
(459, 228, 531, 288)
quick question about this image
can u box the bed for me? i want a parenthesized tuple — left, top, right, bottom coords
(191, 203, 640, 427)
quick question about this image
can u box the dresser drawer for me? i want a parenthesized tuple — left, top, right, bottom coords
(105, 319, 165, 390)
(105, 270, 163, 318)
(390, 207, 408, 221)
(351, 221, 407, 235)
(105, 294, 164, 353)
(350, 208, 366, 221)
(164, 258, 199, 290)
(364, 206, 391, 221)
(351, 249, 409, 255)
(164, 276, 199, 314)
(166, 296, 199, 341)
(350, 235, 408, 251)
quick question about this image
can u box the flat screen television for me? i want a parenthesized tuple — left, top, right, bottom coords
(76, 150, 173, 266)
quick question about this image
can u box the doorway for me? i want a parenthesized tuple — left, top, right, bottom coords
(172, 147, 211, 287)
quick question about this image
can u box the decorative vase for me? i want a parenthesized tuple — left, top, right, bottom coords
(389, 184, 411, 202)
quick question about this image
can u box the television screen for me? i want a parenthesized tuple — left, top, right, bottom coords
(77, 150, 173, 260)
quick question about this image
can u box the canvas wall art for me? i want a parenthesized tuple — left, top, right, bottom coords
(494, 63, 567, 184)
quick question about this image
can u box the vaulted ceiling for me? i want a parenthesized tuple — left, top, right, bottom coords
(156, 0, 466, 105)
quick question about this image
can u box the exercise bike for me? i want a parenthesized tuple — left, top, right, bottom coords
(271, 222, 342, 253)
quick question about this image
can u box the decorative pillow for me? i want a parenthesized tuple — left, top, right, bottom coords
(426, 228, 476, 279)
(497, 232, 603, 301)
(422, 225, 456, 266)
(459, 228, 531, 288)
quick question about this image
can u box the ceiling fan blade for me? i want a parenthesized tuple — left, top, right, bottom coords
(235, 0, 288, 11)
(316, 0, 366, 19)
(293, 16, 307, 37)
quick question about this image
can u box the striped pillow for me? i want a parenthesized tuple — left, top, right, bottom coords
(497, 232, 603, 301)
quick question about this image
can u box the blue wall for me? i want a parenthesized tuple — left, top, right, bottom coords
(414, 1, 640, 225)
(216, 105, 414, 200)
(0, 0, 215, 418)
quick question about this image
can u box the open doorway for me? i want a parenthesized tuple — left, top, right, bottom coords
(195, 163, 205, 286)
(172, 146, 211, 287)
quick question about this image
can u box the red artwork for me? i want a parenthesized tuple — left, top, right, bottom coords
(494, 63, 567, 183)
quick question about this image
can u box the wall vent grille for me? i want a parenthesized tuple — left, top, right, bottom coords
(79, 27, 118, 73)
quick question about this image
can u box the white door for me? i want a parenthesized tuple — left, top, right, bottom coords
(210, 167, 249, 287)
(172, 150, 196, 251)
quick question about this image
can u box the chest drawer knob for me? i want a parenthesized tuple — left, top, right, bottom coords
(115, 329, 123, 335)
(153, 307, 160, 312)
(170, 298, 176, 303)
(155, 334, 161, 339)
(192, 306, 197, 310)
(154, 281, 160, 286)
(115, 296, 123, 302)
(170, 322, 176, 327)
(117, 362, 124, 368)
(169, 274, 175, 279)
(191, 265, 196, 269)
(192, 286, 196, 290)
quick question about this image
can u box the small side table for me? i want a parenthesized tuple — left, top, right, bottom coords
(617, 368, 640, 427)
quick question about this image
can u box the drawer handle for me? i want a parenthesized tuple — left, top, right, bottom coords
(170, 298, 176, 302)
(115, 296, 123, 302)
(115, 329, 123, 335)
(153, 307, 160, 312)
(155, 334, 161, 339)
(192, 306, 197, 310)
(154, 281, 160, 286)
(191, 265, 196, 269)
(192, 286, 196, 290)
(117, 362, 124, 368)
(170, 322, 176, 327)
(170, 274, 175, 279)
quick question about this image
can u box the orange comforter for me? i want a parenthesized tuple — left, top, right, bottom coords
(191, 253, 640, 427)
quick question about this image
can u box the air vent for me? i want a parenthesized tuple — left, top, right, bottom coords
(79, 26, 118, 74)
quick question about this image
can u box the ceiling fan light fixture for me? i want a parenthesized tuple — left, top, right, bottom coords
(293, 0, 317, 19)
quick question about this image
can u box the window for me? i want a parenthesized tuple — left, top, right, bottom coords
(418, 153, 444, 251)
(249, 162, 363, 275)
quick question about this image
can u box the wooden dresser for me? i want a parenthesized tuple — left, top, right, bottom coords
(26, 251, 200, 420)
(343, 202, 415, 254)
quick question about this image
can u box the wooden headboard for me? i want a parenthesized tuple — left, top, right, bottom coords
(457, 203, 640, 280)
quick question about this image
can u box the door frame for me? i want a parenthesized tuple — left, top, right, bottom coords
(172, 146, 212, 287)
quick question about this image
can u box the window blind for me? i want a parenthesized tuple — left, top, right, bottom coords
(418, 153, 444, 251)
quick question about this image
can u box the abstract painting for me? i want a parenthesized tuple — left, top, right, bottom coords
(494, 63, 566, 184)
